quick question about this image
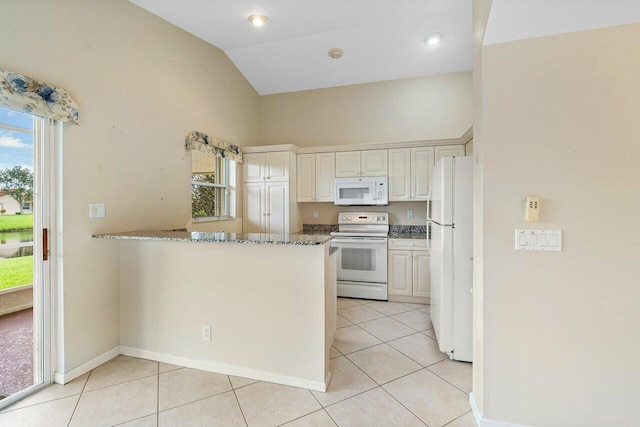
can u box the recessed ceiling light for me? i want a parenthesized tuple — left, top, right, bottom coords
(248, 14, 267, 27)
(425, 32, 443, 46)
(328, 48, 343, 59)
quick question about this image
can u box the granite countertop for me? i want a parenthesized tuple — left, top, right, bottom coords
(93, 230, 333, 246)
(388, 225, 428, 240)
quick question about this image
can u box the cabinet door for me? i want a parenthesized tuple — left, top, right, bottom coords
(243, 182, 265, 233)
(335, 151, 361, 177)
(361, 149, 388, 176)
(315, 152, 336, 202)
(266, 182, 288, 234)
(411, 147, 435, 200)
(434, 145, 465, 165)
(388, 148, 411, 201)
(243, 153, 265, 182)
(265, 151, 289, 181)
(388, 250, 413, 296)
(296, 154, 316, 202)
(412, 251, 431, 298)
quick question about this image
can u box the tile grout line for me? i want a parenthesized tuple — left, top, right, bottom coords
(321, 384, 380, 411)
(158, 387, 236, 415)
(156, 362, 159, 427)
(112, 413, 157, 426)
(425, 367, 472, 396)
(0, 391, 82, 414)
(322, 408, 340, 427)
(66, 368, 92, 427)
(442, 410, 473, 427)
(81, 372, 160, 394)
(379, 384, 430, 427)
(274, 390, 328, 426)
(334, 302, 462, 425)
(351, 309, 434, 423)
(228, 375, 249, 427)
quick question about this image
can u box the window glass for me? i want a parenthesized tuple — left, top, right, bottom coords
(191, 151, 232, 219)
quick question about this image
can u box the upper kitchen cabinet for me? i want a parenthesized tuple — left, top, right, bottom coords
(296, 152, 336, 202)
(335, 150, 388, 177)
(243, 147, 299, 234)
(335, 151, 361, 177)
(434, 145, 465, 164)
(388, 146, 434, 201)
(361, 150, 388, 176)
(411, 146, 435, 200)
(388, 148, 411, 201)
(243, 151, 290, 182)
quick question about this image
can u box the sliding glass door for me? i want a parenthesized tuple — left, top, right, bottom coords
(0, 105, 49, 407)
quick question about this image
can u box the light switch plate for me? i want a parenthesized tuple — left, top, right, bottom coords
(89, 203, 106, 219)
(515, 229, 561, 251)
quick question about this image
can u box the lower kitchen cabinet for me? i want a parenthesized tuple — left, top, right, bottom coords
(388, 239, 430, 302)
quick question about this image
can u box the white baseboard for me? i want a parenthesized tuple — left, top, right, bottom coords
(120, 346, 328, 392)
(470, 393, 483, 426)
(53, 346, 120, 385)
(469, 392, 531, 427)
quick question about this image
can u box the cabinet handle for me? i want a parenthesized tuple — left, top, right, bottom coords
(266, 176, 271, 179)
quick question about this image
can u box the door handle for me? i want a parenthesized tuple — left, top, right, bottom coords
(42, 228, 48, 261)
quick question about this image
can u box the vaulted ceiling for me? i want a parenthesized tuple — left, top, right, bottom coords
(129, 0, 473, 95)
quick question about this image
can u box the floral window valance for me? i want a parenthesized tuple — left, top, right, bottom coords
(0, 67, 79, 125)
(185, 131, 243, 163)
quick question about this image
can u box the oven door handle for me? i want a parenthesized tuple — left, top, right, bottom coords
(331, 238, 387, 244)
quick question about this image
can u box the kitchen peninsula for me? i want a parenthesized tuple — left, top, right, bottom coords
(93, 230, 336, 392)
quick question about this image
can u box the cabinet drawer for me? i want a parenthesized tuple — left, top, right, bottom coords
(388, 238, 428, 251)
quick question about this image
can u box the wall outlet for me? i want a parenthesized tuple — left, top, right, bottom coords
(313, 210, 319, 219)
(89, 203, 106, 219)
(202, 325, 211, 341)
(407, 210, 414, 219)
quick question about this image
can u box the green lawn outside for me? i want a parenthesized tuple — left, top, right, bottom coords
(0, 214, 34, 231)
(0, 255, 33, 290)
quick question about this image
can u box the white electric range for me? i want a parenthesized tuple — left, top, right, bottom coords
(330, 212, 389, 301)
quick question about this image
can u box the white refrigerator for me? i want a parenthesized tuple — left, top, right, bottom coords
(429, 156, 473, 362)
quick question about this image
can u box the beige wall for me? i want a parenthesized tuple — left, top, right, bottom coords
(481, 23, 640, 425)
(119, 240, 329, 389)
(1, 0, 259, 373)
(257, 72, 473, 147)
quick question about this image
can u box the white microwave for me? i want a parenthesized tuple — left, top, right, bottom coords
(334, 177, 388, 206)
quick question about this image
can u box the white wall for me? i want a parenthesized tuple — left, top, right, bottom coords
(480, 22, 640, 425)
(257, 72, 473, 147)
(472, 0, 493, 415)
(0, 0, 259, 373)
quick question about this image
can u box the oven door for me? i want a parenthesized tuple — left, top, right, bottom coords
(331, 237, 387, 283)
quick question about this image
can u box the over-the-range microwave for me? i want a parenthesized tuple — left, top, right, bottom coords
(334, 177, 388, 206)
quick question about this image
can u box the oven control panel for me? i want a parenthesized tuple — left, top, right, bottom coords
(338, 213, 389, 224)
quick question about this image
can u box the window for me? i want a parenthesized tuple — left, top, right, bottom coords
(191, 152, 234, 219)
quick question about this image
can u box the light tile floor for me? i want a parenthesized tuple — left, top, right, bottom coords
(0, 298, 475, 427)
